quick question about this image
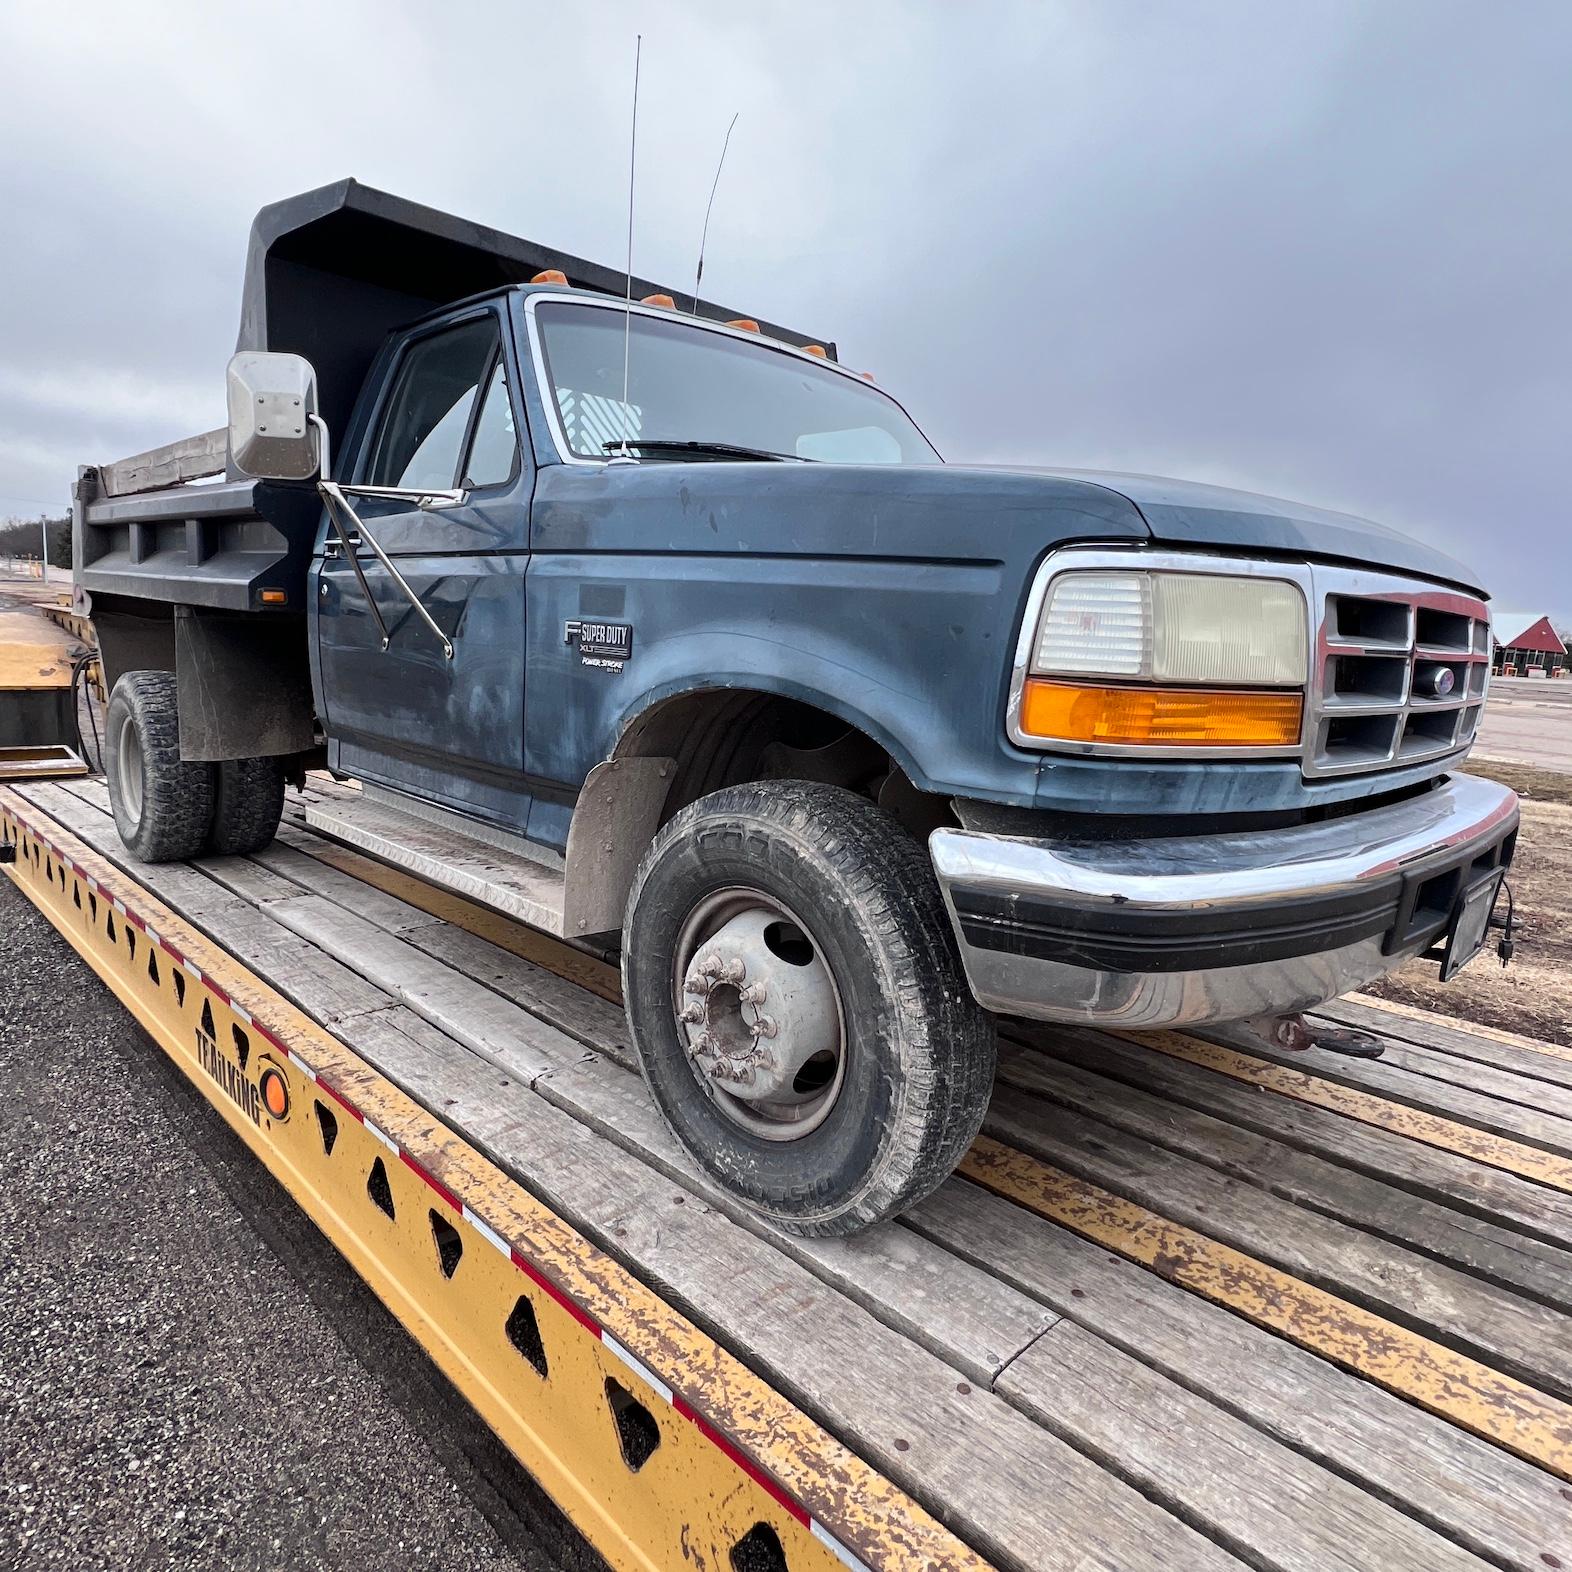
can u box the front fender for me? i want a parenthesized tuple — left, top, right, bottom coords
(526, 550, 1044, 808)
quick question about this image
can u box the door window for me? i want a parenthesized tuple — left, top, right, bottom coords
(367, 317, 512, 490)
(462, 358, 519, 487)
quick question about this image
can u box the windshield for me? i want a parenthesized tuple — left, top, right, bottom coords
(532, 300, 940, 464)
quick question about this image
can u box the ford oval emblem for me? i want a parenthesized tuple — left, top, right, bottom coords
(1431, 667, 1457, 697)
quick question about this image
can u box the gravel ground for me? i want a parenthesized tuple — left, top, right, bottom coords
(1365, 757, 1572, 1046)
(0, 877, 600, 1572)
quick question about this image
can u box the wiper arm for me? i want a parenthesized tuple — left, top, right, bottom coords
(601, 439, 805, 462)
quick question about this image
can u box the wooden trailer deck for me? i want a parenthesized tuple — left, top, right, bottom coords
(9, 773, 1572, 1572)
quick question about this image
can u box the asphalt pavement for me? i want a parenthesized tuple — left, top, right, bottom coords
(1474, 674, 1572, 773)
(0, 877, 599, 1572)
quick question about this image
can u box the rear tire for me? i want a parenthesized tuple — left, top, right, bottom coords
(207, 756, 285, 856)
(622, 780, 995, 1236)
(105, 672, 215, 863)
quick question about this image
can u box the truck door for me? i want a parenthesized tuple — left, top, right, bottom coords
(311, 308, 533, 828)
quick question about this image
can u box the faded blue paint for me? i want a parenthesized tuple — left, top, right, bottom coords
(308, 287, 1486, 846)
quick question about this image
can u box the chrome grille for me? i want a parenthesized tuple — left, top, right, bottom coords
(1305, 566, 1491, 779)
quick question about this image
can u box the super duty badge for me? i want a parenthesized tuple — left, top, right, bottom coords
(565, 619, 633, 672)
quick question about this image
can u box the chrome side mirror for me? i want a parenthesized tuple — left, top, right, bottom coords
(226, 351, 321, 480)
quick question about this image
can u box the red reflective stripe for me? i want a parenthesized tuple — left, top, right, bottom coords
(400, 1149, 462, 1212)
(673, 1395, 808, 1524)
(510, 1247, 602, 1336)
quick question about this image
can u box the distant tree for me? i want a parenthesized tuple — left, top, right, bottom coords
(0, 513, 70, 569)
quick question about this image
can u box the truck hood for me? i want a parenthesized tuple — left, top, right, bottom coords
(1026, 468, 1484, 594)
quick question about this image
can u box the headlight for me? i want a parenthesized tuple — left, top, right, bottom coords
(1016, 567, 1307, 749)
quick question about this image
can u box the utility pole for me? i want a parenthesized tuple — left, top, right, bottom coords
(39, 516, 49, 582)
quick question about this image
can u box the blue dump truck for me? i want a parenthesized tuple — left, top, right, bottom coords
(74, 180, 1519, 1234)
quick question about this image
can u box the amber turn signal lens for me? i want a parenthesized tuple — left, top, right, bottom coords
(1020, 679, 1302, 747)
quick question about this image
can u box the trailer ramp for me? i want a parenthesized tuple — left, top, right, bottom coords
(6, 776, 1572, 1572)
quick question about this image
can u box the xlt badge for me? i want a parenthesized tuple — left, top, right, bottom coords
(565, 619, 633, 672)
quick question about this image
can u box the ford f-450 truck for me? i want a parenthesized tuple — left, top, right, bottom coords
(74, 181, 1519, 1235)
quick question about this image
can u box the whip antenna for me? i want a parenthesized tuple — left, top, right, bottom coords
(617, 34, 642, 457)
(692, 112, 739, 314)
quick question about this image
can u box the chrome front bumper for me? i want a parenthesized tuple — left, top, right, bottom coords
(928, 772, 1519, 1029)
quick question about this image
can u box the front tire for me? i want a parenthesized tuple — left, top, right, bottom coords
(105, 672, 215, 863)
(622, 781, 995, 1236)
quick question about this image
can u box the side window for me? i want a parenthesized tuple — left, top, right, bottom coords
(367, 317, 499, 490)
(462, 357, 519, 488)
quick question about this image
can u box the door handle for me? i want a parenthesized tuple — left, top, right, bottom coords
(323, 533, 362, 560)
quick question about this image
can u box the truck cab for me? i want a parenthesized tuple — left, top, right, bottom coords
(75, 180, 1519, 1236)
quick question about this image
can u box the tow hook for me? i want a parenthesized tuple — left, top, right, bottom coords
(1241, 1012, 1386, 1060)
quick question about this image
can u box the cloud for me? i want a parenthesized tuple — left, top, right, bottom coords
(0, 0, 1567, 608)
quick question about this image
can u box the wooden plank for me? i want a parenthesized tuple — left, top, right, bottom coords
(1206, 1023, 1572, 1158)
(232, 892, 578, 1087)
(959, 1137, 1572, 1481)
(1320, 997, 1572, 1088)
(277, 823, 623, 1001)
(910, 1180, 1572, 1572)
(1007, 1032, 1572, 1310)
(1097, 1025, 1572, 1190)
(265, 825, 629, 1059)
(1002, 1320, 1491, 1572)
(1332, 1035, 1572, 1120)
(97, 428, 227, 498)
(256, 832, 451, 936)
(983, 1077, 1572, 1401)
(1014, 1025, 1572, 1253)
(534, 1053, 1058, 1389)
(1344, 991, 1572, 1061)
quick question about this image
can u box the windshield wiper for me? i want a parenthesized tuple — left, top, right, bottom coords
(602, 439, 805, 462)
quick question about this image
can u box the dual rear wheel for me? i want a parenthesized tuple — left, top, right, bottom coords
(105, 671, 284, 862)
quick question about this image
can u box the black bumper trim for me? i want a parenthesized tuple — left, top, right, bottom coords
(951, 820, 1518, 976)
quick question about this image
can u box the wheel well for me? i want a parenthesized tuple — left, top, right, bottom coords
(611, 688, 955, 839)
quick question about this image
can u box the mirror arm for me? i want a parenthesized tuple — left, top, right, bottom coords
(318, 479, 456, 662)
(318, 482, 392, 652)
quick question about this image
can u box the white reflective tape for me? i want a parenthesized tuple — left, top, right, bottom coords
(601, 1334, 673, 1405)
(183, 960, 202, 981)
(811, 1519, 872, 1572)
(144, 925, 160, 946)
(363, 1118, 399, 1155)
(462, 1205, 512, 1260)
(232, 1003, 253, 1026)
(112, 899, 126, 916)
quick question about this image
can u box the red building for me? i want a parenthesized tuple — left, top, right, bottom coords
(1492, 611, 1567, 675)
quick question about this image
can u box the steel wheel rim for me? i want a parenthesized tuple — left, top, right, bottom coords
(112, 708, 143, 823)
(670, 887, 847, 1142)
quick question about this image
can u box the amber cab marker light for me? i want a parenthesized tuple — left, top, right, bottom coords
(640, 293, 676, 309)
(259, 589, 287, 606)
(1020, 678, 1302, 747)
(726, 318, 761, 333)
(531, 269, 569, 285)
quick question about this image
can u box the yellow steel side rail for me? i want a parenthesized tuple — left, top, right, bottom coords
(1, 788, 989, 1572)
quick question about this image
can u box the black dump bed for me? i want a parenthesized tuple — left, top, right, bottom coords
(76, 178, 834, 616)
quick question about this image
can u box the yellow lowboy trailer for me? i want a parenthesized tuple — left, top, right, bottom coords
(0, 787, 978, 1572)
(6, 772, 1572, 1572)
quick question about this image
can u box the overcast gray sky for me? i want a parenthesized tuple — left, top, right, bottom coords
(1, 0, 1567, 610)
